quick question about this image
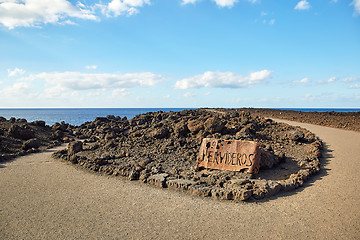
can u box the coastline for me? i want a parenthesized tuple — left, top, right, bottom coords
(1, 107, 358, 201)
(0, 107, 359, 127)
(238, 108, 360, 132)
(1, 119, 359, 239)
(1, 109, 323, 201)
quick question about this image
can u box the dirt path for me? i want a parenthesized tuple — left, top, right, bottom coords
(1, 120, 359, 239)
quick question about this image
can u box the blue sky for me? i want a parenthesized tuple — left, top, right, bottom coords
(0, 0, 359, 108)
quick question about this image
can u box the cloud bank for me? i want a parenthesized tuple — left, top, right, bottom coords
(0, 0, 151, 29)
(24, 71, 163, 90)
(1, 70, 163, 106)
(2, 82, 31, 96)
(174, 70, 272, 89)
(98, 0, 151, 17)
(0, 0, 98, 29)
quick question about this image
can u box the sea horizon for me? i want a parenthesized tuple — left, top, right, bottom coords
(0, 107, 359, 126)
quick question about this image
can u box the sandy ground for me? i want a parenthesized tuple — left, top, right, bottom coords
(1, 119, 359, 239)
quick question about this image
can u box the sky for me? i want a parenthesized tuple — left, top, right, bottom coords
(0, 0, 359, 108)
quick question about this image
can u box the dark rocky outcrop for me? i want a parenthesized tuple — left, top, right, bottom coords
(0, 117, 74, 162)
(68, 141, 83, 155)
(8, 125, 35, 140)
(53, 109, 323, 201)
(22, 138, 41, 150)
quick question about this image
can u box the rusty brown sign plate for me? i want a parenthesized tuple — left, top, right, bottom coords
(197, 138, 261, 174)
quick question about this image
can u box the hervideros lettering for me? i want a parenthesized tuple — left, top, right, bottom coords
(197, 138, 261, 174)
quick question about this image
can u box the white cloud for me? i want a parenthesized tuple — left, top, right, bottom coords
(299, 77, 310, 83)
(0, 0, 98, 29)
(174, 70, 272, 89)
(293, 77, 310, 84)
(342, 77, 358, 82)
(182, 0, 251, 7)
(182, 0, 199, 5)
(213, 0, 238, 8)
(318, 76, 337, 84)
(294, 0, 311, 10)
(351, 0, 360, 15)
(350, 83, 360, 89)
(259, 11, 275, 25)
(327, 76, 336, 83)
(23, 71, 163, 90)
(183, 92, 196, 97)
(304, 93, 315, 101)
(42, 85, 72, 99)
(2, 82, 31, 96)
(112, 88, 130, 97)
(7, 67, 25, 77)
(98, 0, 151, 17)
(85, 65, 97, 70)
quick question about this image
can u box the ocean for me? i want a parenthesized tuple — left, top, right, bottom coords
(0, 108, 192, 126)
(0, 108, 359, 126)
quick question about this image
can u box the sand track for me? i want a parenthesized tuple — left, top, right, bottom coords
(1, 120, 359, 239)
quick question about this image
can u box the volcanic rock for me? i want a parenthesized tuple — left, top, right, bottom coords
(288, 130, 305, 141)
(31, 120, 46, 127)
(68, 141, 83, 155)
(0, 117, 71, 162)
(52, 109, 323, 201)
(8, 125, 35, 140)
(167, 179, 195, 191)
(147, 173, 169, 188)
(22, 138, 41, 150)
(204, 117, 225, 133)
(187, 120, 204, 133)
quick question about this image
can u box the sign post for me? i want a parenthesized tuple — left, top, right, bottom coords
(197, 138, 261, 174)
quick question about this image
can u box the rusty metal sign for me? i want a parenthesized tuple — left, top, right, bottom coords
(197, 138, 261, 174)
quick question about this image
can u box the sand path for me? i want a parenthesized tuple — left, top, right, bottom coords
(1, 120, 359, 239)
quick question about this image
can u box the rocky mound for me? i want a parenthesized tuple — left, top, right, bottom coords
(0, 117, 73, 162)
(241, 108, 360, 132)
(53, 109, 322, 201)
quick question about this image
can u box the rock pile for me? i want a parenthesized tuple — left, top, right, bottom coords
(0, 117, 72, 162)
(53, 109, 322, 201)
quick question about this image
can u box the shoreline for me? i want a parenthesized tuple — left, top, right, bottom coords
(0, 107, 359, 128)
(1, 107, 357, 201)
(237, 108, 360, 132)
(2, 108, 323, 201)
(1, 119, 359, 239)
(51, 109, 323, 201)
